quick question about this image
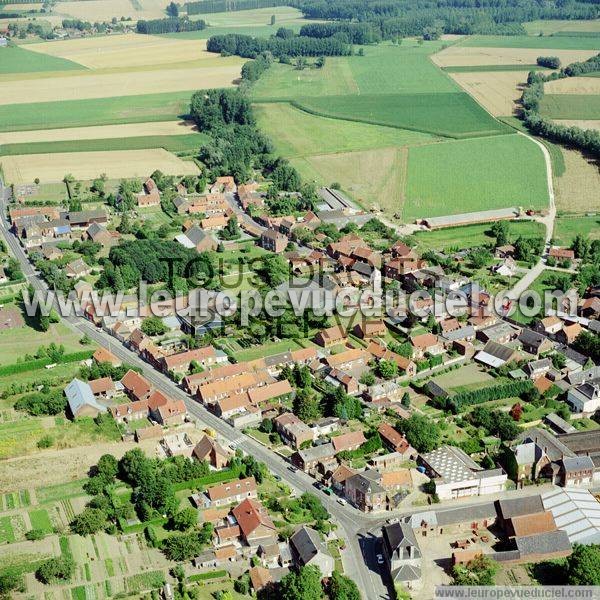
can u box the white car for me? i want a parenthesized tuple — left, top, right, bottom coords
(377, 554, 384, 565)
(337, 498, 347, 506)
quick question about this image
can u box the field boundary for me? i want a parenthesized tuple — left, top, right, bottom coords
(252, 98, 512, 140)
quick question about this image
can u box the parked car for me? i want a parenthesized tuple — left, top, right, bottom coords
(337, 498, 347, 506)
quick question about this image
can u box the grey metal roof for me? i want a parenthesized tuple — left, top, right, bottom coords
(65, 378, 106, 416)
(518, 328, 550, 349)
(562, 456, 595, 472)
(544, 413, 577, 434)
(422, 207, 519, 228)
(441, 326, 475, 342)
(382, 522, 421, 556)
(391, 564, 421, 582)
(542, 488, 600, 544)
(496, 495, 544, 520)
(435, 502, 496, 526)
(515, 530, 571, 556)
(558, 430, 600, 455)
(298, 442, 335, 462)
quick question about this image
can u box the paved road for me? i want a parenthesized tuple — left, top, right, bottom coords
(0, 181, 375, 598)
(508, 133, 556, 301)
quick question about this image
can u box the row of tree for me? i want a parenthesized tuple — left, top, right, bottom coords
(207, 32, 351, 59)
(522, 54, 600, 158)
(136, 16, 206, 34)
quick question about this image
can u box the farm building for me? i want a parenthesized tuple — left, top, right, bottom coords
(420, 207, 520, 229)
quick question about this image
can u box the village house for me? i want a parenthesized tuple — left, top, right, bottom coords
(160, 346, 223, 375)
(65, 379, 107, 419)
(314, 325, 347, 348)
(121, 370, 152, 402)
(518, 329, 555, 356)
(260, 229, 288, 253)
(332, 430, 366, 454)
(274, 412, 313, 449)
(204, 477, 258, 508)
(557, 323, 583, 346)
(291, 443, 336, 474)
(193, 434, 231, 469)
(201, 214, 229, 231)
(410, 333, 443, 358)
(232, 498, 277, 547)
(549, 247, 575, 261)
(137, 178, 161, 207)
(536, 316, 564, 336)
(378, 423, 417, 459)
(345, 470, 387, 512)
(65, 258, 92, 279)
(353, 320, 387, 339)
(93, 346, 121, 367)
(289, 526, 335, 578)
(382, 522, 422, 589)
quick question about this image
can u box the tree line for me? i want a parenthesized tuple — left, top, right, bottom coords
(186, 0, 285, 15)
(299, 22, 380, 44)
(207, 32, 351, 58)
(136, 16, 206, 34)
(521, 54, 600, 158)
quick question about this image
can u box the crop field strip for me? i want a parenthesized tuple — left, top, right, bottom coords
(457, 35, 600, 50)
(0, 91, 193, 132)
(540, 94, 600, 119)
(0, 44, 86, 74)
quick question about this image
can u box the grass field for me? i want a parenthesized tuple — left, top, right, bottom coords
(25, 34, 217, 69)
(1, 148, 199, 184)
(523, 20, 600, 35)
(540, 94, 600, 119)
(0, 133, 208, 156)
(409, 220, 545, 250)
(458, 35, 600, 50)
(553, 215, 600, 245)
(404, 134, 549, 220)
(0, 91, 192, 132)
(292, 92, 510, 138)
(254, 103, 436, 157)
(554, 148, 600, 213)
(0, 45, 84, 74)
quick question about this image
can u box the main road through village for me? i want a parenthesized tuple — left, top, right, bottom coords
(0, 175, 561, 600)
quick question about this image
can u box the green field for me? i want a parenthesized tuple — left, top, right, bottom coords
(540, 94, 600, 119)
(458, 35, 600, 50)
(404, 134, 549, 220)
(410, 220, 545, 251)
(0, 45, 84, 74)
(28, 509, 53, 534)
(0, 91, 193, 132)
(166, 6, 315, 39)
(294, 92, 510, 138)
(36, 480, 87, 505)
(523, 20, 600, 36)
(254, 102, 436, 157)
(0, 133, 209, 156)
(553, 215, 600, 246)
(251, 43, 510, 139)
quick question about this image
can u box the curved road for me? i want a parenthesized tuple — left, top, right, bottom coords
(508, 132, 556, 301)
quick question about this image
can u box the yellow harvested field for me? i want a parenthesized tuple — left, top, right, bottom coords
(545, 76, 600, 94)
(554, 119, 600, 131)
(26, 34, 213, 69)
(293, 147, 407, 213)
(555, 148, 600, 212)
(449, 71, 530, 116)
(0, 120, 196, 145)
(1, 149, 199, 184)
(432, 46, 597, 67)
(0, 63, 241, 105)
(57, 0, 169, 22)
